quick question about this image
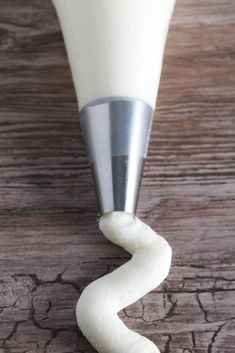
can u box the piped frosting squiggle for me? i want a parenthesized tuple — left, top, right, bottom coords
(76, 212, 172, 353)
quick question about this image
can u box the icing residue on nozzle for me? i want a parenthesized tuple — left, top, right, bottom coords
(76, 212, 172, 353)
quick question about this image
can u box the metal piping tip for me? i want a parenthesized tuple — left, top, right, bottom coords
(80, 98, 154, 215)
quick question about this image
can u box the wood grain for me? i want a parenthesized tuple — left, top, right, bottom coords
(0, 0, 235, 352)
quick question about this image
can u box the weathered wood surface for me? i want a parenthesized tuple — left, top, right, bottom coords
(0, 0, 235, 352)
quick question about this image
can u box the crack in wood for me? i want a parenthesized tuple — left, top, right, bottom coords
(44, 330, 58, 353)
(2, 320, 27, 348)
(184, 275, 235, 283)
(191, 331, 196, 349)
(166, 294, 178, 319)
(207, 321, 228, 353)
(196, 292, 209, 323)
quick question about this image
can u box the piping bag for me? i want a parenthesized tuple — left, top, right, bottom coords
(52, 1, 176, 352)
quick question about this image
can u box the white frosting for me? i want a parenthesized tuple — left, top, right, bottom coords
(52, 0, 176, 110)
(76, 212, 172, 353)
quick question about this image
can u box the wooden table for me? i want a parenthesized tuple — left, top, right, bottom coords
(0, 1, 235, 352)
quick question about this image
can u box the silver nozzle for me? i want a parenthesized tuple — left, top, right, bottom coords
(80, 98, 153, 215)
